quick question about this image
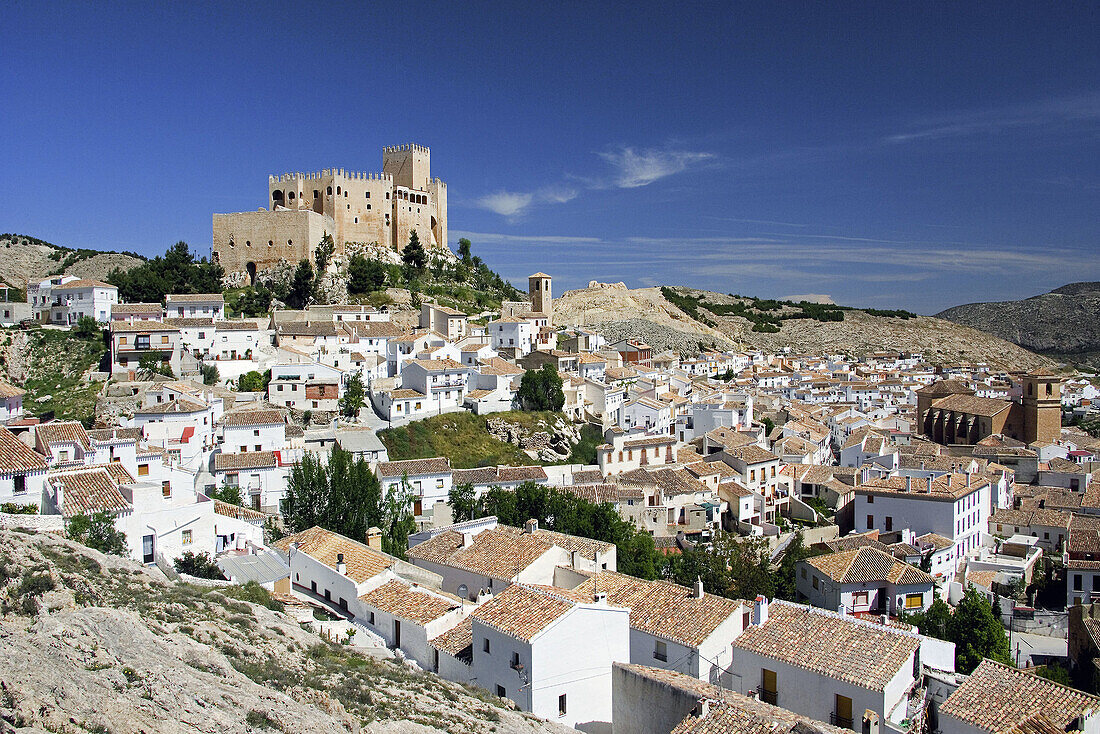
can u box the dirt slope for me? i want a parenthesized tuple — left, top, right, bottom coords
(0, 234, 145, 288)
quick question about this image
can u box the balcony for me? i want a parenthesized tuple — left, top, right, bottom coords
(756, 687, 777, 705)
(830, 713, 854, 729)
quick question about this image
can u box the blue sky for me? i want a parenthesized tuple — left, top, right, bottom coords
(1, 2, 1097, 313)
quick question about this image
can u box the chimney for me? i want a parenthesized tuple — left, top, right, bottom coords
(525, 519, 538, 534)
(462, 531, 474, 548)
(926, 476, 933, 492)
(594, 592, 608, 604)
(966, 473, 972, 488)
(693, 577, 705, 599)
(336, 553, 346, 575)
(881, 614, 889, 626)
(753, 595, 769, 625)
(905, 476, 912, 492)
(366, 526, 382, 551)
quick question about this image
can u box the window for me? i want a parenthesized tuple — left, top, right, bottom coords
(654, 640, 667, 662)
(253, 429, 260, 436)
(119, 336, 128, 345)
(182, 529, 192, 545)
(867, 494, 874, 504)
(138, 464, 150, 476)
(13, 475, 25, 495)
(496, 685, 506, 698)
(483, 638, 491, 653)
(1074, 574, 1083, 591)
(885, 516, 893, 532)
(161, 335, 169, 344)
(812, 575, 818, 590)
(510, 651, 520, 668)
(558, 694, 567, 717)
(905, 593, 923, 609)
(368, 612, 375, 625)
(255, 444, 262, 452)
(162, 481, 171, 498)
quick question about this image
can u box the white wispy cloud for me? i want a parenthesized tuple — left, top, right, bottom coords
(538, 185, 579, 204)
(474, 190, 534, 218)
(597, 146, 715, 188)
(885, 92, 1100, 144)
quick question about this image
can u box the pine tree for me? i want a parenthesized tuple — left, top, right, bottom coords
(401, 229, 427, 280)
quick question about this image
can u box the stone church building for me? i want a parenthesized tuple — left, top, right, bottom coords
(213, 143, 447, 283)
(916, 371, 1061, 447)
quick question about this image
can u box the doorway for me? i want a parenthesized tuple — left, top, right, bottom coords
(142, 534, 154, 564)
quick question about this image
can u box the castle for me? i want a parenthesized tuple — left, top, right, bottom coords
(212, 143, 448, 283)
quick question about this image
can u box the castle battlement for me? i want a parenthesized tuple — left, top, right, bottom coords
(383, 143, 430, 154)
(269, 170, 394, 183)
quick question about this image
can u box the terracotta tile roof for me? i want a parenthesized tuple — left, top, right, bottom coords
(359, 579, 460, 624)
(496, 465, 548, 482)
(165, 293, 223, 303)
(571, 469, 605, 484)
(407, 526, 554, 579)
(377, 457, 451, 478)
(110, 321, 179, 333)
(916, 379, 974, 396)
(213, 499, 267, 522)
(277, 321, 340, 337)
(721, 444, 779, 464)
(51, 467, 130, 517)
(112, 303, 162, 314)
(54, 279, 115, 290)
(470, 583, 576, 642)
(220, 409, 286, 428)
(930, 393, 1012, 417)
(731, 601, 920, 690)
(100, 462, 135, 485)
(574, 571, 746, 648)
(0, 426, 48, 473)
(163, 317, 217, 328)
(0, 380, 26, 399)
(940, 659, 1100, 734)
(87, 427, 143, 444)
(805, 546, 933, 586)
(429, 617, 473, 656)
(213, 451, 278, 472)
(857, 472, 990, 502)
(35, 421, 91, 454)
(136, 396, 209, 415)
(272, 526, 392, 584)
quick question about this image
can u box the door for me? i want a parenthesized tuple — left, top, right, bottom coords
(394, 619, 401, 647)
(761, 669, 777, 704)
(142, 534, 154, 564)
(835, 694, 853, 728)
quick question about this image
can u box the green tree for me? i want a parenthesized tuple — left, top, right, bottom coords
(174, 551, 225, 579)
(231, 285, 273, 317)
(949, 587, 1012, 673)
(66, 511, 127, 556)
(402, 230, 427, 280)
(74, 315, 101, 339)
(237, 370, 269, 392)
(666, 532, 774, 600)
(283, 447, 384, 542)
(517, 364, 565, 412)
(108, 241, 223, 304)
(340, 372, 367, 418)
(348, 255, 388, 295)
(314, 234, 336, 273)
(382, 474, 417, 559)
(286, 259, 316, 309)
(138, 352, 173, 379)
(206, 483, 242, 505)
(200, 362, 219, 386)
(449, 482, 477, 523)
(773, 531, 817, 601)
(901, 598, 953, 640)
(457, 238, 472, 266)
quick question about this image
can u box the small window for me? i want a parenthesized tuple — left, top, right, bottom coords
(558, 694, 567, 717)
(483, 638, 491, 653)
(161, 481, 171, 498)
(867, 494, 874, 504)
(13, 475, 26, 495)
(905, 593, 923, 609)
(182, 529, 192, 545)
(654, 640, 667, 662)
(138, 464, 150, 476)
(496, 685, 505, 698)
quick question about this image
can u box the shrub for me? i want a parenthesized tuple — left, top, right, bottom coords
(173, 551, 225, 580)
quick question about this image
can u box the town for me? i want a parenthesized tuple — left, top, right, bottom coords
(3, 149, 1100, 734)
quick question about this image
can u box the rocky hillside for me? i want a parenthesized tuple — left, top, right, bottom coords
(0, 234, 145, 290)
(555, 283, 1055, 370)
(937, 283, 1100, 367)
(0, 529, 569, 734)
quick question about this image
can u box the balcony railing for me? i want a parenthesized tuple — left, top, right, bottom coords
(756, 687, 777, 705)
(831, 713, 854, 729)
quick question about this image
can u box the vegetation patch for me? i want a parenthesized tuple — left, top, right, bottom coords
(15, 328, 107, 425)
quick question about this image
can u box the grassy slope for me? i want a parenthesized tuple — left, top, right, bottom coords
(13, 329, 106, 424)
(378, 411, 571, 469)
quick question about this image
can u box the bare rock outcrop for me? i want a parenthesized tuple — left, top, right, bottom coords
(487, 415, 582, 462)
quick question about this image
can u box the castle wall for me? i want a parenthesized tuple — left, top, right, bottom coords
(213, 209, 331, 280)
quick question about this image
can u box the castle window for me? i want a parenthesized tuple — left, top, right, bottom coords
(344, 191, 348, 198)
(354, 217, 358, 223)
(337, 186, 341, 195)
(314, 190, 320, 198)
(268, 240, 273, 247)
(347, 204, 350, 210)
(289, 191, 295, 199)
(287, 240, 293, 246)
(246, 241, 251, 247)
(386, 192, 390, 199)
(366, 204, 371, 210)
(365, 192, 370, 198)
(1047, 383, 1053, 396)
(229, 240, 235, 248)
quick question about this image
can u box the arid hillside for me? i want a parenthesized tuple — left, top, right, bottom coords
(0, 233, 145, 289)
(0, 528, 570, 734)
(554, 282, 1056, 370)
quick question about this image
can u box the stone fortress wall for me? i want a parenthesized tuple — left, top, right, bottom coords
(213, 143, 448, 283)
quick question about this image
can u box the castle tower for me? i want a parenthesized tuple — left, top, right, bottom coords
(383, 143, 431, 189)
(529, 273, 552, 319)
(1020, 371, 1061, 445)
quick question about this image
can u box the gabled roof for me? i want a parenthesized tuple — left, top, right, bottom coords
(35, 421, 91, 453)
(573, 570, 747, 648)
(272, 526, 392, 584)
(213, 451, 278, 472)
(359, 579, 459, 625)
(940, 659, 1100, 734)
(221, 409, 286, 428)
(804, 546, 933, 586)
(377, 457, 451, 478)
(469, 583, 578, 642)
(731, 601, 920, 691)
(0, 380, 26, 399)
(51, 467, 129, 517)
(0, 426, 48, 473)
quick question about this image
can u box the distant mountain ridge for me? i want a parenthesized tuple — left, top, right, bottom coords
(936, 283, 1100, 366)
(0, 233, 145, 290)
